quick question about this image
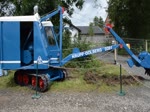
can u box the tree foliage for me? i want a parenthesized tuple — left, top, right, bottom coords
(88, 16, 104, 37)
(108, 0, 150, 39)
(93, 16, 104, 28)
(0, 0, 84, 33)
(62, 29, 72, 50)
(0, 0, 14, 16)
(4, 0, 84, 16)
(88, 22, 94, 37)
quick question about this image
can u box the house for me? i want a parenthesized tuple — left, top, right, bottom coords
(77, 26, 105, 44)
(64, 22, 106, 45)
(64, 22, 81, 43)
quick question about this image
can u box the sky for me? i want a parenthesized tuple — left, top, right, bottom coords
(64, 0, 108, 26)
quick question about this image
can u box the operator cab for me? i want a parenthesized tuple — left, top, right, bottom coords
(42, 21, 60, 64)
(42, 21, 56, 45)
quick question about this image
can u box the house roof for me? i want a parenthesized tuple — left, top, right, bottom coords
(69, 24, 81, 32)
(77, 26, 104, 35)
(63, 17, 81, 32)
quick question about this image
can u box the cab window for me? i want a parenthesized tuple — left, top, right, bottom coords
(45, 27, 55, 45)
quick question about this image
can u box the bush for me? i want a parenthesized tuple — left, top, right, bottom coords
(62, 32, 100, 68)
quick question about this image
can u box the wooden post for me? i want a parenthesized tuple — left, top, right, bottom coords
(145, 40, 148, 52)
(114, 40, 117, 64)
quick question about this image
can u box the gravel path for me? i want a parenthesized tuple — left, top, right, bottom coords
(0, 86, 150, 112)
(0, 53, 150, 112)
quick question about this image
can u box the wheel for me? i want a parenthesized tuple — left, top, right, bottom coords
(145, 68, 150, 76)
(30, 75, 49, 92)
(23, 74, 29, 86)
(31, 76, 36, 90)
(38, 76, 48, 92)
(14, 71, 23, 86)
(60, 70, 68, 81)
(56, 69, 68, 81)
(62, 70, 68, 80)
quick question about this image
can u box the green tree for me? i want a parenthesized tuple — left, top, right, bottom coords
(108, 0, 150, 39)
(93, 16, 104, 28)
(63, 29, 72, 49)
(0, 0, 14, 16)
(88, 22, 94, 37)
(8, 0, 84, 16)
(107, 0, 129, 37)
(88, 16, 104, 38)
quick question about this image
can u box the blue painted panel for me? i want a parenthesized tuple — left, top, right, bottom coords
(127, 58, 134, 68)
(0, 22, 2, 69)
(2, 63, 20, 69)
(2, 22, 21, 69)
(33, 22, 49, 69)
(47, 46, 60, 58)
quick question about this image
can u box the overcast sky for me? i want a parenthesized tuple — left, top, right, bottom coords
(64, 0, 108, 26)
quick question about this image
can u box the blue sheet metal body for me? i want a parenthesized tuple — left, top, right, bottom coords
(0, 22, 21, 69)
(0, 7, 120, 80)
(61, 44, 120, 65)
(0, 7, 64, 79)
(107, 27, 150, 69)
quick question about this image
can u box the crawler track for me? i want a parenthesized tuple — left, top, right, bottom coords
(14, 70, 49, 92)
(14, 68, 67, 92)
